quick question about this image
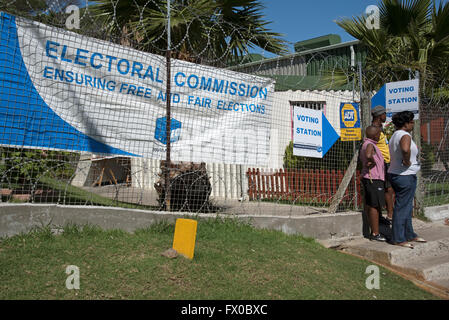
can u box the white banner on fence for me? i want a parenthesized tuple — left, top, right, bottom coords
(0, 12, 274, 166)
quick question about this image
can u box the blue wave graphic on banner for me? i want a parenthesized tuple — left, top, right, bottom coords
(0, 12, 138, 156)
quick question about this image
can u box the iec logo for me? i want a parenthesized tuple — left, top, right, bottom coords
(155, 117, 182, 145)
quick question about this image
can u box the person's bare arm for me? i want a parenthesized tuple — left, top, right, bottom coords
(365, 144, 376, 169)
(400, 135, 411, 166)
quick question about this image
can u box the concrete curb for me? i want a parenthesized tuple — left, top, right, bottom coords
(425, 204, 449, 222)
(0, 204, 363, 240)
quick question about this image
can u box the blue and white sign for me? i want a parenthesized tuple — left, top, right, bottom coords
(0, 12, 274, 165)
(292, 107, 339, 158)
(371, 79, 419, 121)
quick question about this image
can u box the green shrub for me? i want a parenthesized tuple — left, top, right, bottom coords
(0, 147, 78, 188)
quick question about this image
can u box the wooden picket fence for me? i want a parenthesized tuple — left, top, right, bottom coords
(246, 168, 362, 208)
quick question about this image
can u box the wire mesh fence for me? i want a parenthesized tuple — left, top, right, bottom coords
(0, 0, 448, 216)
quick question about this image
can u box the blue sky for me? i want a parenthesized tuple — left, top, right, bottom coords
(260, 0, 449, 54)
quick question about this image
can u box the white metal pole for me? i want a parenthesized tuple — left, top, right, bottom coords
(165, 0, 172, 210)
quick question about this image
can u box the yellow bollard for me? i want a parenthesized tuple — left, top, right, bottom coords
(172, 218, 198, 260)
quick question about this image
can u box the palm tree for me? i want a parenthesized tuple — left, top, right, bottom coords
(335, 0, 449, 95)
(89, 0, 288, 64)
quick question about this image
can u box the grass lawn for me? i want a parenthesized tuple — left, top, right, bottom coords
(424, 181, 449, 207)
(0, 218, 439, 300)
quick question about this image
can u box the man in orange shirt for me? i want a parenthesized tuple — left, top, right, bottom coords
(371, 105, 394, 225)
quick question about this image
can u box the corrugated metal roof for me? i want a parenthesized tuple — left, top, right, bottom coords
(229, 40, 361, 71)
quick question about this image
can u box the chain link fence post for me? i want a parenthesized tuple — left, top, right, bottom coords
(414, 70, 424, 216)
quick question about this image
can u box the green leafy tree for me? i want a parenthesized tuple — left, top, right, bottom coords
(335, 0, 449, 97)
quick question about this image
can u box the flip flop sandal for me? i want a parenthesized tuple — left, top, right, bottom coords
(410, 237, 427, 243)
(395, 242, 414, 249)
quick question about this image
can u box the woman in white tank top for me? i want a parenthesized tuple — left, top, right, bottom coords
(388, 111, 426, 248)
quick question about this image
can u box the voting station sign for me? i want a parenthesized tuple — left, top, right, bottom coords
(0, 12, 274, 166)
(292, 107, 339, 158)
(340, 102, 361, 141)
(371, 79, 419, 121)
